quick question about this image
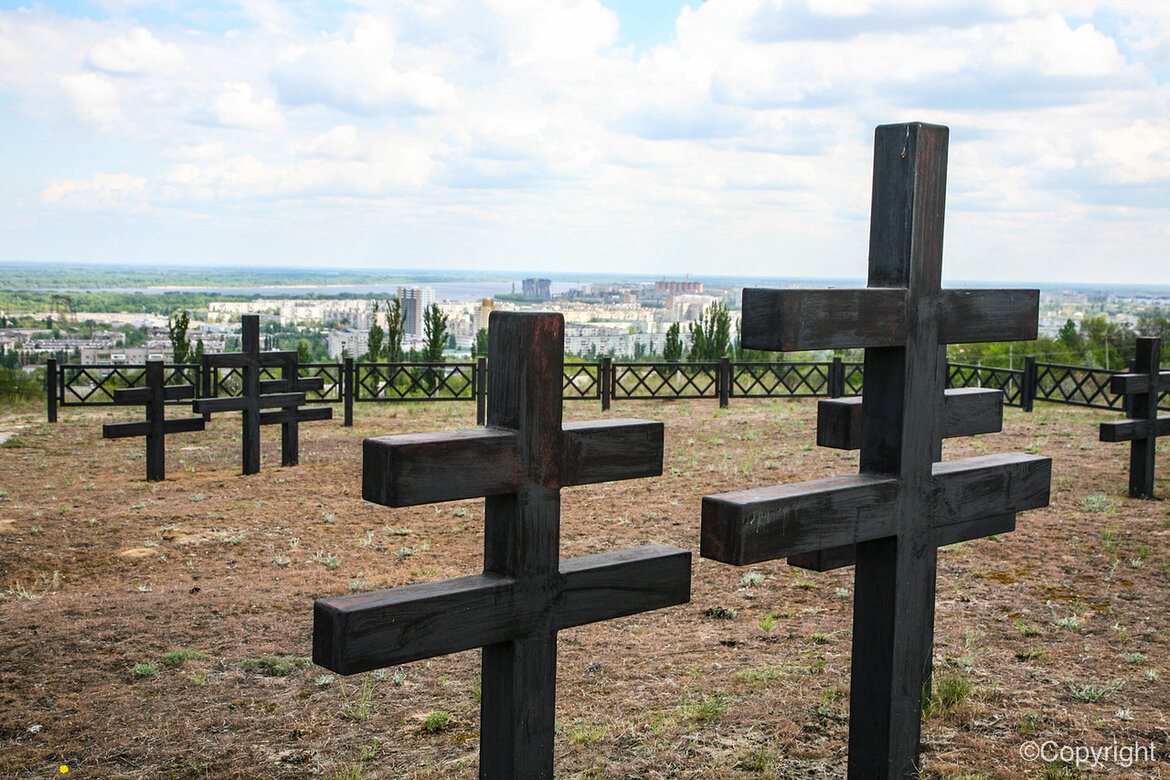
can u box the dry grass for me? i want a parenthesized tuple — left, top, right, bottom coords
(0, 398, 1166, 779)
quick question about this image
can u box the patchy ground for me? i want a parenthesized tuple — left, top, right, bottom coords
(0, 397, 1167, 779)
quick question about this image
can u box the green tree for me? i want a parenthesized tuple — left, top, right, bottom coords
(472, 327, 489, 359)
(687, 302, 731, 361)
(366, 301, 385, 362)
(423, 303, 449, 362)
(383, 298, 405, 363)
(192, 338, 205, 365)
(296, 340, 312, 365)
(168, 310, 192, 364)
(662, 322, 683, 362)
(1057, 318, 1080, 351)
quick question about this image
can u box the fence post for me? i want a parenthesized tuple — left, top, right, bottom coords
(476, 357, 487, 425)
(1021, 356, 1037, 412)
(46, 358, 58, 423)
(600, 357, 612, 412)
(200, 360, 213, 421)
(343, 357, 354, 427)
(718, 357, 731, 409)
(828, 356, 845, 398)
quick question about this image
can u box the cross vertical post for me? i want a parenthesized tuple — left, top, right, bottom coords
(102, 360, 205, 481)
(314, 311, 690, 780)
(1100, 337, 1169, 498)
(701, 123, 1051, 779)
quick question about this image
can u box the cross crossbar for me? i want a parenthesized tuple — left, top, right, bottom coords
(313, 311, 690, 779)
(363, 419, 663, 506)
(817, 387, 1003, 450)
(702, 453, 1049, 565)
(103, 416, 206, 439)
(741, 288, 1038, 352)
(315, 544, 689, 674)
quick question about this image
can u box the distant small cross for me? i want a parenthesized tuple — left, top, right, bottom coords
(103, 360, 205, 481)
(1100, 336, 1168, 498)
(193, 314, 329, 474)
(701, 123, 1051, 778)
(314, 311, 690, 780)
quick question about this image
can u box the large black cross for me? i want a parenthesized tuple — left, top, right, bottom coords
(1100, 336, 1169, 498)
(701, 123, 1052, 779)
(102, 360, 205, 481)
(313, 311, 690, 780)
(193, 315, 329, 474)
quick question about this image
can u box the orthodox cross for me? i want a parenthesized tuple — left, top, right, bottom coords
(193, 315, 328, 474)
(1100, 336, 1168, 498)
(701, 122, 1052, 779)
(102, 360, 204, 481)
(314, 311, 690, 780)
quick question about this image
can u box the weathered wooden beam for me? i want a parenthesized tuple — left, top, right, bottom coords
(740, 288, 906, 352)
(259, 376, 325, 394)
(314, 545, 690, 676)
(1100, 416, 1170, 443)
(362, 429, 520, 507)
(817, 387, 1003, 450)
(560, 419, 664, 485)
(258, 407, 333, 425)
(938, 290, 1039, 344)
(113, 384, 196, 405)
(929, 453, 1051, 521)
(1110, 372, 1170, 396)
(193, 391, 306, 414)
(204, 350, 296, 369)
(102, 417, 205, 439)
(701, 474, 899, 565)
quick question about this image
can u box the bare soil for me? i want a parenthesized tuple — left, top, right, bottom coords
(0, 398, 1167, 779)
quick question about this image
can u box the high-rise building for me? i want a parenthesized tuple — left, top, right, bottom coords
(396, 286, 436, 337)
(522, 278, 552, 300)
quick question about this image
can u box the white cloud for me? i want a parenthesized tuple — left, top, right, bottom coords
(195, 82, 286, 132)
(272, 15, 458, 115)
(42, 171, 147, 209)
(59, 72, 124, 129)
(86, 27, 184, 75)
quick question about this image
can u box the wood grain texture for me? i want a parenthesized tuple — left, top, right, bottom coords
(560, 419, 664, 485)
(937, 289, 1039, 343)
(362, 429, 519, 507)
(740, 288, 906, 352)
(817, 387, 1002, 450)
(700, 474, 899, 565)
(1100, 417, 1170, 442)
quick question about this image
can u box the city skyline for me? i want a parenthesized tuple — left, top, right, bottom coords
(1, 1, 1168, 285)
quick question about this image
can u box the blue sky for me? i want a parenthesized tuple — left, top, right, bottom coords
(1, 1, 1168, 284)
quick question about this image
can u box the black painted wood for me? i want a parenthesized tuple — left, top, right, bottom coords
(1099, 337, 1168, 498)
(701, 122, 1051, 779)
(314, 311, 690, 780)
(101, 360, 205, 481)
(817, 387, 1003, 450)
(193, 315, 329, 474)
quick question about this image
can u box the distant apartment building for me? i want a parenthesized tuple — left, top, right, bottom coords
(655, 278, 703, 294)
(327, 330, 369, 360)
(397, 287, 436, 337)
(473, 299, 495, 333)
(522, 278, 552, 300)
(563, 325, 690, 358)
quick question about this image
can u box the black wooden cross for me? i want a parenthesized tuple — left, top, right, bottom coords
(102, 360, 205, 481)
(314, 312, 690, 780)
(701, 123, 1052, 779)
(1100, 336, 1168, 498)
(193, 315, 329, 474)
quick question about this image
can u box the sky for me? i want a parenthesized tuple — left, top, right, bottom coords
(0, 1, 1168, 285)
